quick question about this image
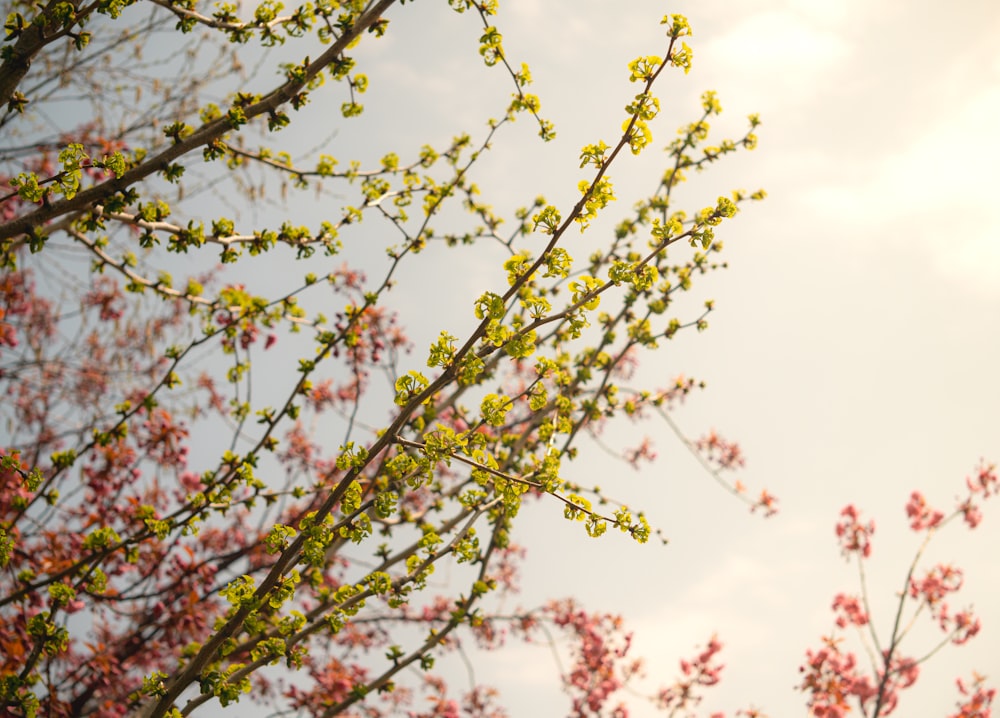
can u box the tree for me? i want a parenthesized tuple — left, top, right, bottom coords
(800, 468, 997, 718)
(0, 1, 993, 717)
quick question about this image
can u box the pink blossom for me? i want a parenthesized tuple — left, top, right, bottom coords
(909, 564, 963, 607)
(831, 594, 868, 628)
(905, 491, 944, 531)
(951, 673, 995, 718)
(835, 505, 875, 558)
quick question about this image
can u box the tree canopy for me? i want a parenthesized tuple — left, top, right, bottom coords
(0, 1, 995, 717)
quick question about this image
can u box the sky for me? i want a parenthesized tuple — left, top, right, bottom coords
(309, 1, 1000, 715)
(14, 0, 996, 714)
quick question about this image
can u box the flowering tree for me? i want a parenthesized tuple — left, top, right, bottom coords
(0, 1, 993, 717)
(800, 464, 998, 718)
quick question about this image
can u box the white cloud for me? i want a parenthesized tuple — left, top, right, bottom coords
(785, 0, 851, 27)
(628, 551, 799, 661)
(880, 87, 1000, 206)
(800, 85, 1000, 295)
(703, 9, 851, 108)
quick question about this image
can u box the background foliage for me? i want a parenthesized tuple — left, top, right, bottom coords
(1, 1, 997, 717)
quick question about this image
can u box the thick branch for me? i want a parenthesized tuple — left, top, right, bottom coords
(0, 0, 86, 107)
(0, 0, 399, 242)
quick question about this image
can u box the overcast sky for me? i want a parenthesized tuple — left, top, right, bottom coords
(174, 0, 1000, 714)
(313, 1, 1000, 715)
(4, 0, 998, 714)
